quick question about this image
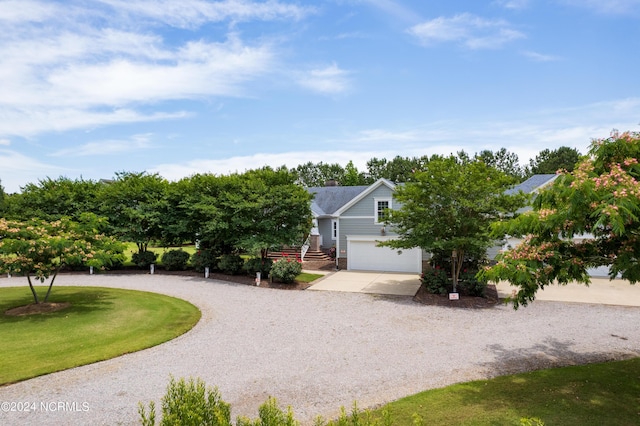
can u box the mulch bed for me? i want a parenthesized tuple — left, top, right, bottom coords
(33, 260, 503, 308)
(413, 284, 501, 309)
(5, 302, 71, 316)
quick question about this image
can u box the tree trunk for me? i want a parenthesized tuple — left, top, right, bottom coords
(26, 273, 40, 304)
(43, 266, 61, 303)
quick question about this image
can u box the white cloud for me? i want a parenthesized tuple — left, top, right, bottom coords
(521, 50, 562, 62)
(0, 149, 66, 193)
(50, 134, 153, 157)
(408, 13, 525, 49)
(0, 1, 309, 138)
(0, 108, 188, 138)
(96, 0, 315, 29)
(296, 63, 352, 95)
(0, 139, 10, 146)
(493, 0, 531, 10)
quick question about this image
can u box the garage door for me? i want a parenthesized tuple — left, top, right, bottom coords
(347, 239, 421, 273)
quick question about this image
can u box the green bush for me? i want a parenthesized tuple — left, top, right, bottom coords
(138, 376, 231, 426)
(420, 266, 448, 295)
(458, 269, 487, 297)
(131, 250, 158, 269)
(139, 376, 406, 426)
(270, 256, 302, 284)
(243, 257, 273, 277)
(217, 254, 245, 275)
(161, 249, 190, 271)
(191, 249, 218, 272)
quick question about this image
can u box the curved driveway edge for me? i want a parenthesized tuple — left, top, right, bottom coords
(1, 274, 639, 425)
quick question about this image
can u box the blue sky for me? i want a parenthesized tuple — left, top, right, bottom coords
(1, 0, 639, 193)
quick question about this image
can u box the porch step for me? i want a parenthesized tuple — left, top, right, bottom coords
(268, 249, 333, 262)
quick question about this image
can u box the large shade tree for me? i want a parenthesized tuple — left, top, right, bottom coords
(483, 131, 640, 308)
(382, 154, 527, 286)
(3, 177, 102, 221)
(0, 214, 125, 304)
(99, 172, 168, 253)
(528, 146, 581, 175)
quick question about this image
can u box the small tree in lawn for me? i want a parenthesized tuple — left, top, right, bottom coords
(381, 154, 527, 291)
(482, 130, 640, 308)
(0, 214, 125, 305)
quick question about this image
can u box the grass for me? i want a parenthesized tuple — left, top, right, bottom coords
(296, 272, 325, 283)
(367, 357, 640, 425)
(0, 286, 200, 385)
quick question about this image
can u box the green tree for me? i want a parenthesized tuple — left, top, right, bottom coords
(0, 214, 125, 304)
(5, 176, 101, 221)
(528, 146, 581, 175)
(341, 160, 368, 186)
(483, 131, 640, 308)
(382, 154, 527, 287)
(99, 172, 168, 253)
(234, 167, 313, 259)
(476, 148, 525, 182)
(292, 161, 347, 187)
(165, 168, 313, 259)
(366, 155, 429, 183)
(0, 180, 5, 216)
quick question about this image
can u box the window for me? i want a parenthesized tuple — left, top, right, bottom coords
(331, 219, 337, 240)
(375, 198, 391, 223)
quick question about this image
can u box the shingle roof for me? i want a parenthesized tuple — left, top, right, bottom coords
(506, 174, 557, 195)
(307, 185, 369, 216)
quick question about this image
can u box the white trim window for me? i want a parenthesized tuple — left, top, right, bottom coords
(374, 198, 391, 224)
(331, 219, 338, 240)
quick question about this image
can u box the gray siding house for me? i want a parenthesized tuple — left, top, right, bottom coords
(307, 178, 426, 273)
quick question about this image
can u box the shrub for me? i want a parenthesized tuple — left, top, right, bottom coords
(138, 376, 231, 426)
(420, 266, 449, 295)
(458, 269, 487, 297)
(132, 250, 158, 269)
(243, 257, 273, 277)
(161, 249, 190, 271)
(139, 376, 405, 426)
(191, 249, 218, 272)
(270, 255, 302, 284)
(217, 254, 245, 275)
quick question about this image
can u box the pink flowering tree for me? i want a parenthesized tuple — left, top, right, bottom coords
(0, 214, 125, 304)
(482, 131, 640, 308)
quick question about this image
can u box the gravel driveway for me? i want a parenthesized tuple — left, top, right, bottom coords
(1, 274, 639, 425)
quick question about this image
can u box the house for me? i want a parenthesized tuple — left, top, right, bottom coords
(307, 178, 427, 273)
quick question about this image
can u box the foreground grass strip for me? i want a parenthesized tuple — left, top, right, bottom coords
(369, 357, 640, 425)
(0, 286, 200, 385)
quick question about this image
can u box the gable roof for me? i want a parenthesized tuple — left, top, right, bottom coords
(307, 185, 369, 216)
(306, 178, 396, 217)
(506, 174, 558, 195)
(333, 178, 396, 216)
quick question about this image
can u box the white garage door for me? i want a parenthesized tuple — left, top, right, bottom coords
(347, 239, 421, 273)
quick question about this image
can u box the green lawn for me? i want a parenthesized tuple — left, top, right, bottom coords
(0, 286, 200, 385)
(368, 357, 640, 425)
(123, 243, 197, 267)
(296, 272, 325, 283)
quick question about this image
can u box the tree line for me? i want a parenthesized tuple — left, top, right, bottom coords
(0, 167, 313, 259)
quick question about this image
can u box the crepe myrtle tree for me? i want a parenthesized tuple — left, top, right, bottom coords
(0, 214, 125, 304)
(381, 154, 528, 288)
(482, 130, 640, 308)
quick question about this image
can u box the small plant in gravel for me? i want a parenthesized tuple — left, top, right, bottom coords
(269, 254, 302, 284)
(132, 250, 158, 269)
(161, 249, 190, 271)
